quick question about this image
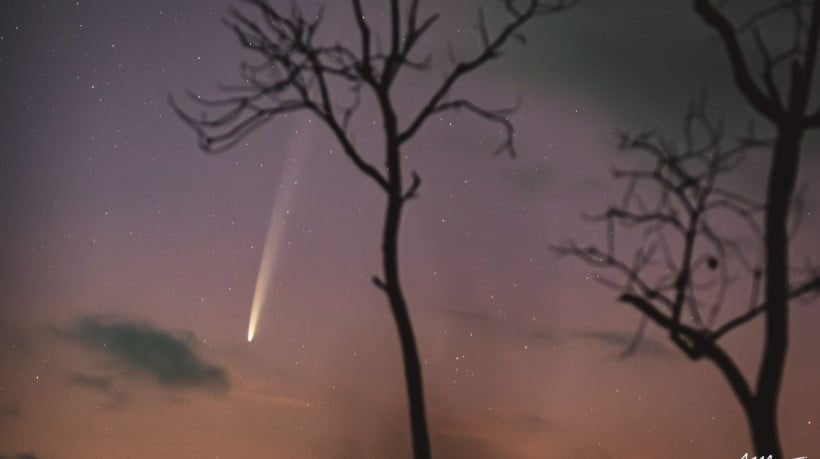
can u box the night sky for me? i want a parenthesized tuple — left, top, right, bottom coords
(1, 1, 819, 458)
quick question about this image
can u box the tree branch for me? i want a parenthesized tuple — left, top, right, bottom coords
(620, 293, 755, 407)
(694, 0, 782, 120)
(398, 0, 576, 145)
(710, 275, 820, 341)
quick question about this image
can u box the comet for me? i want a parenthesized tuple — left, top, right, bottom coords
(247, 126, 311, 342)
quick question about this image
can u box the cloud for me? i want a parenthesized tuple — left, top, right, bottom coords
(441, 307, 557, 345)
(527, 329, 557, 344)
(505, 0, 742, 124)
(434, 433, 515, 459)
(503, 414, 552, 433)
(568, 445, 615, 459)
(441, 307, 494, 324)
(0, 403, 22, 418)
(63, 316, 229, 394)
(574, 329, 676, 360)
(0, 454, 42, 459)
(230, 389, 311, 408)
(70, 373, 128, 408)
(504, 163, 553, 196)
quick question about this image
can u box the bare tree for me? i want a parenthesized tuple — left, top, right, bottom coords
(170, 1, 575, 457)
(558, 1, 820, 455)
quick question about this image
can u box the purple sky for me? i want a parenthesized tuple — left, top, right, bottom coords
(1, 1, 819, 458)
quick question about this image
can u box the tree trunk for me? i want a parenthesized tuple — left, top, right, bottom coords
(380, 107, 432, 459)
(756, 120, 802, 459)
(746, 403, 782, 458)
(381, 190, 432, 459)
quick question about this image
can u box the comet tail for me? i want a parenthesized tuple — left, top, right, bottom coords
(247, 127, 310, 342)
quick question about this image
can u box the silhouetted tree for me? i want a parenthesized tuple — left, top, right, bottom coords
(171, 1, 576, 457)
(558, 1, 820, 456)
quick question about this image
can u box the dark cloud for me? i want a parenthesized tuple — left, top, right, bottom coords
(574, 330, 676, 360)
(568, 445, 615, 459)
(506, 0, 735, 124)
(441, 307, 558, 345)
(434, 431, 518, 459)
(328, 439, 361, 459)
(0, 454, 42, 459)
(441, 307, 493, 324)
(503, 414, 552, 433)
(69, 373, 128, 409)
(63, 316, 229, 394)
(504, 163, 552, 196)
(70, 372, 115, 392)
(527, 329, 557, 344)
(0, 403, 22, 418)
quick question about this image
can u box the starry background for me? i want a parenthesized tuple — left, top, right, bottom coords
(1, 0, 819, 458)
